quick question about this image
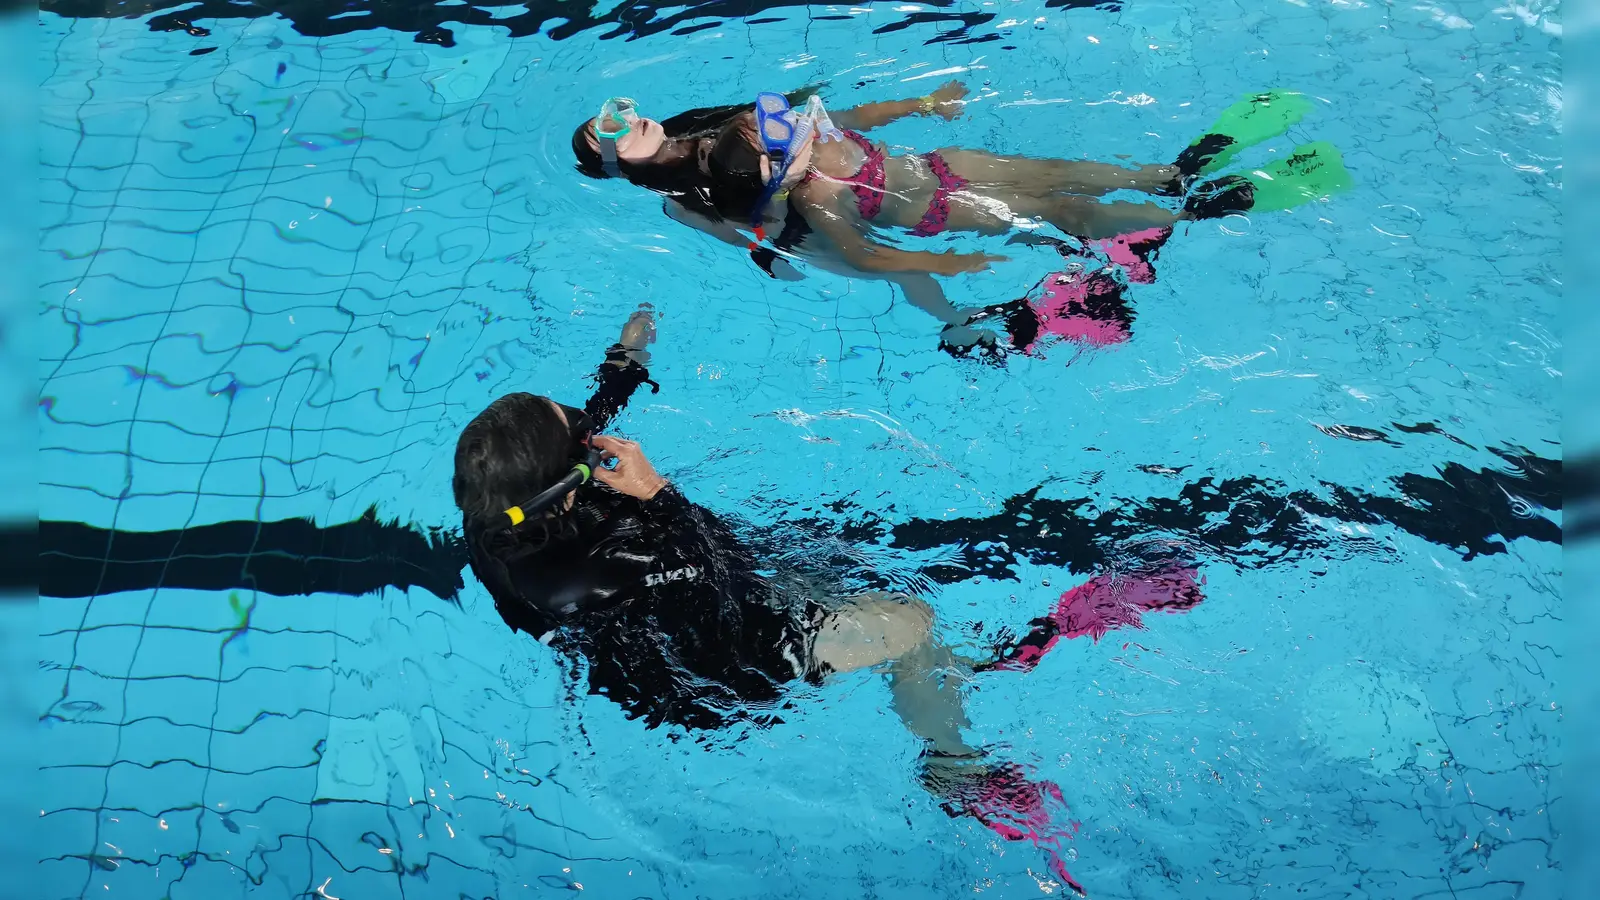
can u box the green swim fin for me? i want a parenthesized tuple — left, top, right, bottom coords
(1244, 141, 1352, 213)
(1175, 90, 1315, 177)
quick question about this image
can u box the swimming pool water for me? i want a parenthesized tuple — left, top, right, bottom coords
(38, 1, 1561, 897)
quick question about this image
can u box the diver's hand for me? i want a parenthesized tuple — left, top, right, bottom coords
(934, 251, 1006, 276)
(591, 435, 668, 501)
(923, 81, 969, 120)
(939, 323, 1000, 356)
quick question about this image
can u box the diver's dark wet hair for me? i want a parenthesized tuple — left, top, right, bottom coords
(454, 393, 576, 530)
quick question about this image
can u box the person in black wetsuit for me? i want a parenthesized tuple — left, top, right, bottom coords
(453, 308, 968, 737)
(452, 308, 1091, 887)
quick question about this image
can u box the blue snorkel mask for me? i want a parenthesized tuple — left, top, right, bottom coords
(594, 97, 640, 178)
(746, 93, 843, 263)
(750, 92, 800, 231)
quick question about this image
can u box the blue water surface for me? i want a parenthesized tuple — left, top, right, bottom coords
(38, 1, 1561, 898)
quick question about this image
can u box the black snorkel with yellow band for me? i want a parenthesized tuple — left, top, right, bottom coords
(502, 443, 608, 529)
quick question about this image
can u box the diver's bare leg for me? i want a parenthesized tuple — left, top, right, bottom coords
(811, 593, 982, 757)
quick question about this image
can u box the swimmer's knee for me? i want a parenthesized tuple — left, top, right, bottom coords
(876, 596, 934, 655)
(813, 593, 935, 670)
(853, 591, 933, 627)
(903, 597, 934, 631)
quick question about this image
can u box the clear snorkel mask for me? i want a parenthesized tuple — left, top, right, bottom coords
(594, 97, 641, 177)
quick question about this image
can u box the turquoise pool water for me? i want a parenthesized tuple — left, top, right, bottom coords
(39, 1, 1561, 897)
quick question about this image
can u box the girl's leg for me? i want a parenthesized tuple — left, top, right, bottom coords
(810, 593, 982, 757)
(937, 148, 1181, 197)
(944, 190, 1181, 240)
(1036, 194, 1182, 240)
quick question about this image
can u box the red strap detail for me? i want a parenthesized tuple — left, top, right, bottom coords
(753, 225, 767, 242)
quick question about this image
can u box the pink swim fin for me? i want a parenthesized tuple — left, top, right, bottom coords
(1088, 225, 1171, 285)
(980, 567, 1206, 673)
(932, 761, 1086, 894)
(1028, 269, 1135, 349)
(1014, 226, 1173, 353)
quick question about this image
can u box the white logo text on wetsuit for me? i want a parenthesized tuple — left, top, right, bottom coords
(644, 566, 701, 587)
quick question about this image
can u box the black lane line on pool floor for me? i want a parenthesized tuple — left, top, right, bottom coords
(38, 448, 1562, 602)
(41, 0, 1120, 49)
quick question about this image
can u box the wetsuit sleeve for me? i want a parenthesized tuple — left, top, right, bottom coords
(584, 347, 659, 432)
(639, 483, 695, 518)
(640, 485, 747, 557)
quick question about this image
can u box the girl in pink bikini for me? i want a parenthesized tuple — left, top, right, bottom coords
(578, 84, 1346, 354)
(573, 84, 1256, 348)
(731, 85, 1340, 347)
(697, 81, 1243, 351)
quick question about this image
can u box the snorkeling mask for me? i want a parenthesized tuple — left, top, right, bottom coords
(746, 93, 842, 267)
(594, 97, 641, 178)
(500, 404, 608, 528)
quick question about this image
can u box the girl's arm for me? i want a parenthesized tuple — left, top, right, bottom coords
(664, 198, 752, 249)
(831, 80, 968, 132)
(664, 200, 802, 280)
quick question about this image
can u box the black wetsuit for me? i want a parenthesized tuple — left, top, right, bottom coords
(467, 347, 820, 731)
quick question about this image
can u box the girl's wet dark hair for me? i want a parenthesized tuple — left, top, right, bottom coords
(571, 101, 757, 187)
(702, 110, 816, 267)
(706, 111, 770, 220)
(454, 393, 576, 531)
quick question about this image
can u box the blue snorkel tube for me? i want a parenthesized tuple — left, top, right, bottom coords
(744, 93, 843, 275)
(745, 92, 822, 277)
(749, 92, 802, 235)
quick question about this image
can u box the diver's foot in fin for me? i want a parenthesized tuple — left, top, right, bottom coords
(923, 759, 1086, 896)
(1176, 89, 1314, 178)
(1044, 567, 1205, 643)
(1243, 141, 1352, 213)
(978, 567, 1205, 673)
(1183, 175, 1255, 220)
(1173, 132, 1236, 181)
